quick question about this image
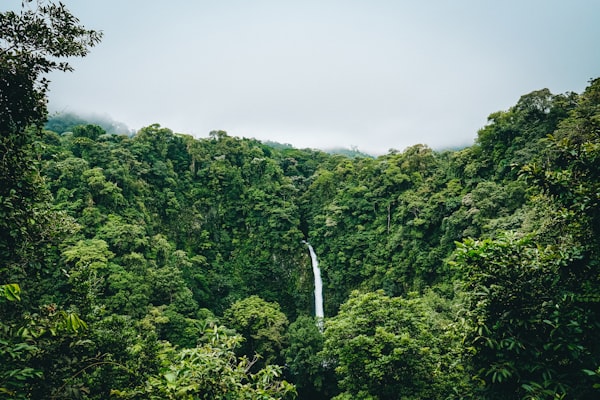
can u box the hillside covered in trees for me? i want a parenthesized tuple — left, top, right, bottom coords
(2, 2, 600, 399)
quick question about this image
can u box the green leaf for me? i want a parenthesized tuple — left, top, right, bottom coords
(1, 283, 21, 301)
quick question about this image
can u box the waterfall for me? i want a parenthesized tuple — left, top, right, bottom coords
(303, 241, 324, 329)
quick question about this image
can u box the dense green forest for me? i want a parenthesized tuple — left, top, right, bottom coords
(2, 2, 600, 399)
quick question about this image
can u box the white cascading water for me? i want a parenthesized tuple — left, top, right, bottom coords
(303, 241, 324, 329)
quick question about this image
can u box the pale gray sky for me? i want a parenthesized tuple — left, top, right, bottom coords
(38, 0, 600, 155)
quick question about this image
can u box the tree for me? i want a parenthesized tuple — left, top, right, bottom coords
(474, 88, 575, 179)
(1, 0, 101, 283)
(61, 238, 114, 315)
(1, 0, 101, 263)
(456, 233, 599, 399)
(322, 290, 467, 400)
(525, 78, 600, 247)
(284, 315, 336, 399)
(0, 280, 91, 399)
(1, 2, 101, 397)
(455, 79, 600, 396)
(112, 324, 296, 400)
(223, 296, 289, 368)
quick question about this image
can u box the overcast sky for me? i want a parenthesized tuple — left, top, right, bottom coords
(37, 0, 600, 155)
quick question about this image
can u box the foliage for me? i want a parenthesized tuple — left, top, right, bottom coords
(284, 315, 336, 399)
(4, 2, 600, 397)
(0, 1, 102, 398)
(223, 296, 289, 368)
(0, 288, 90, 399)
(322, 289, 469, 399)
(112, 324, 296, 400)
(13, 77, 598, 398)
(0, 0, 101, 294)
(455, 233, 600, 398)
(454, 78, 600, 400)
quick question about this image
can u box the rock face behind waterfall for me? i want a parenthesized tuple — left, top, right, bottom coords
(304, 241, 324, 325)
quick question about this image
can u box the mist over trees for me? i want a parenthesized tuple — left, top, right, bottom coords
(45, 112, 134, 136)
(2, 2, 600, 399)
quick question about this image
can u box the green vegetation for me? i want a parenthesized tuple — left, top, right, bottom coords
(2, 1, 600, 399)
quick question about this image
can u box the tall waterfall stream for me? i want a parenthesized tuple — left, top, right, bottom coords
(303, 241, 324, 330)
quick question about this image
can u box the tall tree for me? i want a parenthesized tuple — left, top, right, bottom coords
(223, 295, 289, 368)
(0, 0, 102, 286)
(0, 1, 101, 396)
(458, 78, 600, 399)
(322, 290, 468, 400)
